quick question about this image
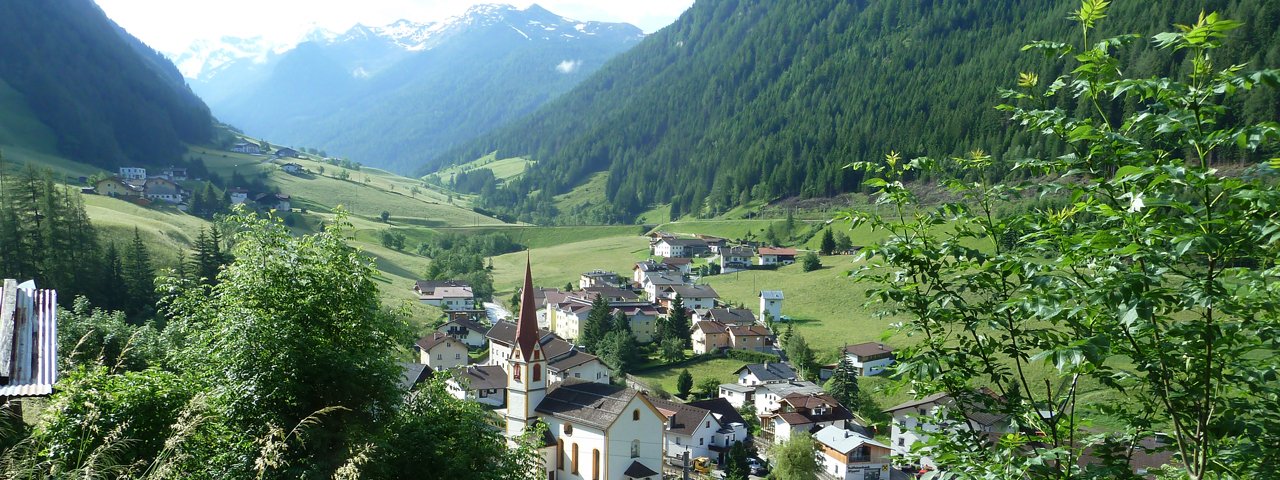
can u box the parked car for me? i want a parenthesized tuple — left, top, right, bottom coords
(747, 457, 768, 476)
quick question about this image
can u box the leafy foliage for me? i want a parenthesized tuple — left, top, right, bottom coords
(849, 4, 1280, 478)
(770, 432, 819, 480)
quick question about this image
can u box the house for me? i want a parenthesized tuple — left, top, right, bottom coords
(415, 332, 469, 371)
(94, 177, 143, 198)
(757, 247, 798, 266)
(524, 287, 567, 329)
(692, 308, 756, 326)
(651, 398, 736, 466)
(813, 425, 893, 480)
(841, 342, 895, 376)
(502, 262, 665, 480)
(160, 167, 188, 181)
(547, 289, 658, 344)
(414, 280, 475, 310)
(580, 270, 622, 289)
(228, 187, 249, 205)
(281, 162, 304, 174)
(659, 257, 693, 275)
(735, 363, 797, 387)
(632, 260, 673, 284)
(143, 177, 182, 203)
(438, 317, 489, 349)
(1, 280, 59, 404)
(397, 362, 433, 391)
(759, 290, 783, 323)
(230, 142, 261, 154)
(691, 320, 731, 354)
(446, 364, 507, 407)
(640, 272, 686, 303)
(653, 238, 709, 258)
(687, 397, 750, 464)
(754, 381, 826, 415)
(253, 192, 291, 212)
(717, 383, 757, 409)
(656, 284, 719, 310)
(719, 246, 754, 271)
(759, 392, 855, 444)
(118, 167, 147, 180)
(275, 147, 300, 158)
(696, 235, 728, 254)
(726, 324, 773, 351)
(886, 391, 1012, 469)
(487, 321, 611, 385)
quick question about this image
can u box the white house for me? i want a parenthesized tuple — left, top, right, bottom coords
(414, 280, 475, 310)
(757, 247, 798, 266)
(718, 383, 756, 409)
(651, 398, 742, 466)
(438, 317, 489, 349)
(754, 381, 825, 416)
(641, 272, 686, 303)
(735, 363, 797, 387)
(230, 142, 261, 154)
(813, 425, 893, 480)
(632, 260, 672, 284)
(228, 188, 249, 205)
(886, 391, 1012, 470)
(656, 284, 719, 310)
(415, 332, 468, 371)
(659, 257, 693, 276)
(281, 162, 304, 174)
(653, 238, 708, 258)
(841, 342, 896, 376)
(118, 167, 146, 180)
(580, 270, 622, 289)
(720, 246, 754, 271)
(687, 398, 751, 464)
(759, 290, 783, 323)
(503, 262, 665, 480)
(447, 364, 507, 407)
(548, 290, 659, 344)
(486, 321, 611, 385)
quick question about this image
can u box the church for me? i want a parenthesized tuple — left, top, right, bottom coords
(504, 258, 666, 480)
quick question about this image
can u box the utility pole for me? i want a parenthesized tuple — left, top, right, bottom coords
(682, 451, 690, 480)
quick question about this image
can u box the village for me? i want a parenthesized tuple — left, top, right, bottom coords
(402, 233, 1010, 480)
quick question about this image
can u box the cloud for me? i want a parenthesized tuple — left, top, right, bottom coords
(555, 59, 583, 74)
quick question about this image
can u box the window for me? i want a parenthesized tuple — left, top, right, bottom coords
(436, 354, 442, 360)
(592, 449, 600, 480)
(455, 353, 461, 360)
(705, 421, 711, 428)
(633, 409, 640, 421)
(556, 440, 564, 470)
(513, 365, 522, 383)
(699, 438, 704, 446)
(898, 438, 904, 447)
(564, 423, 573, 435)
(571, 443, 579, 474)
(631, 440, 640, 458)
(533, 364, 542, 382)
(575, 372, 581, 378)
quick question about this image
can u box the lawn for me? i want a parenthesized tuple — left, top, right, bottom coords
(432, 224, 646, 249)
(553, 171, 609, 213)
(433, 152, 535, 184)
(489, 233, 652, 296)
(633, 357, 747, 396)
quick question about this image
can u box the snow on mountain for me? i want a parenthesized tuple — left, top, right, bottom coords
(172, 3, 643, 79)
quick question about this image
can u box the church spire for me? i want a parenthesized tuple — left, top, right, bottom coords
(514, 252, 539, 361)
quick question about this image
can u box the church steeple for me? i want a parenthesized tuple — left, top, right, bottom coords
(507, 253, 547, 439)
(514, 253, 540, 361)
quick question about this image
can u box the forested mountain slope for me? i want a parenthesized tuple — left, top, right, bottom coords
(0, 0, 213, 168)
(435, 0, 1280, 224)
(196, 4, 644, 174)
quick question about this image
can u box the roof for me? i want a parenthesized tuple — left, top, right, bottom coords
(643, 272, 685, 285)
(760, 381, 824, 398)
(735, 363, 796, 382)
(843, 342, 894, 358)
(718, 383, 755, 393)
(623, 461, 659, 478)
(770, 393, 854, 425)
(548, 349, 601, 372)
(451, 364, 507, 391)
(759, 290, 784, 300)
(663, 284, 719, 299)
(487, 320, 592, 367)
(0, 280, 58, 398)
(728, 324, 772, 337)
(883, 390, 1008, 426)
(688, 398, 747, 427)
(650, 397, 713, 436)
(723, 246, 755, 257)
(812, 425, 891, 454)
(633, 260, 670, 272)
(581, 270, 618, 278)
(582, 286, 641, 301)
(441, 317, 488, 334)
(414, 279, 470, 293)
(415, 332, 457, 352)
(758, 247, 798, 256)
(884, 392, 950, 414)
(397, 362, 432, 390)
(706, 308, 756, 325)
(514, 258, 541, 361)
(535, 380, 643, 430)
(661, 257, 693, 266)
(693, 320, 727, 335)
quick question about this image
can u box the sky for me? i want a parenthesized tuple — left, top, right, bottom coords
(95, 0, 695, 54)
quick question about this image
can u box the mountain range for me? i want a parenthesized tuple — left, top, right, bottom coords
(183, 3, 645, 174)
(437, 0, 1280, 224)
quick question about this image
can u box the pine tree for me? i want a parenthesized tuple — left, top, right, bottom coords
(123, 227, 155, 315)
(676, 369, 694, 398)
(820, 229, 836, 255)
(579, 296, 612, 352)
(666, 295, 691, 348)
(825, 354, 860, 412)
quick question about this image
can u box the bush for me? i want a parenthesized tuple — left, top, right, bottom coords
(725, 349, 780, 364)
(801, 251, 821, 271)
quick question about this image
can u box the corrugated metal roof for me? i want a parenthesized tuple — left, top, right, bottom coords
(0, 280, 58, 398)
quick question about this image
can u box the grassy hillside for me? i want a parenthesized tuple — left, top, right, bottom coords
(432, 152, 535, 184)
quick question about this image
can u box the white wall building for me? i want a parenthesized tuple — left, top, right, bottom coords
(759, 290, 783, 323)
(415, 332, 469, 371)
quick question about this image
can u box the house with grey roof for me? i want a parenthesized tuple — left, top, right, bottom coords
(446, 364, 508, 407)
(656, 284, 719, 310)
(735, 362, 798, 386)
(438, 316, 489, 349)
(414, 332, 468, 371)
(759, 392, 856, 445)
